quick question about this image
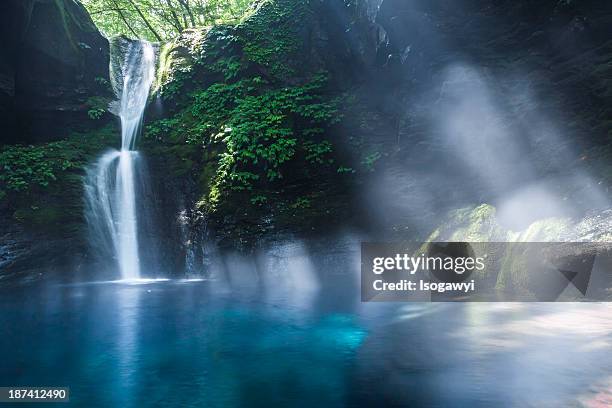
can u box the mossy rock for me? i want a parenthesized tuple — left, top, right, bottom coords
(427, 204, 506, 242)
(426, 203, 612, 297)
(0, 124, 118, 234)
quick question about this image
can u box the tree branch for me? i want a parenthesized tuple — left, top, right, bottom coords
(163, 0, 185, 33)
(176, 0, 196, 27)
(126, 0, 163, 41)
(110, 0, 140, 38)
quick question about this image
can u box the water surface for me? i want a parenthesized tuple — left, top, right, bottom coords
(1, 277, 611, 407)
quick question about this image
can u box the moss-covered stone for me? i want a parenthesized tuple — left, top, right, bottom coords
(0, 124, 118, 233)
(143, 0, 364, 246)
(428, 203, 612, 297)
(427, 204, 506, 242)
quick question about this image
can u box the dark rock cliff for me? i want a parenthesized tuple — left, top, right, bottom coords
(0, 0, 114, 281)
(370, 0, 612, 142)
(0, 0, 110, 145)
(347, 0, 612, 234)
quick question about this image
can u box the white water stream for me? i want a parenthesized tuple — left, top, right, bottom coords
(85, 41, 155, 280)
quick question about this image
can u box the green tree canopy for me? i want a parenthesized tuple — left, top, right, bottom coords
(82, 0, 256, 41)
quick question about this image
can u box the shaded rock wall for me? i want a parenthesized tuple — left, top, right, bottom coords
(0, 0, 110, 144)
(352, 0, 612, 235)
(143, 0, 385, 254)
(0, 0, 114, 282)
(367, 0, 612, 149)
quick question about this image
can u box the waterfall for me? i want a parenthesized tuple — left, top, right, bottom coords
(84, 40, 155, 281)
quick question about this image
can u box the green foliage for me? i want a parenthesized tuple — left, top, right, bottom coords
(250, 194, 268, 205)
(203, 75, 337, 205)
(82, 0, 257, 41)
(362, 151, 382, 172)
(210, 56, 244, 81)
(154, 28, 217, 100)
(0, 147, 57, 192)
(86, 96, 110, 120)
(150, 71, 340, 210)
(304, 140, 333, 164)
(147, 117, 182, 141)
(154, 0, 311, 97)
(0, 126, 117, 225)
(0, 140, 92, 194)
(337, 166, 355, 174)
(87, 109, 106, 120)
(237, 0, 307, 78)
(143, 0, 354, 240)
(94, 76, 111, 90)
(290, 196, 311, 209)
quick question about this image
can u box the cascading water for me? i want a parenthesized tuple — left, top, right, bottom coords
(84, 40, 155, 281)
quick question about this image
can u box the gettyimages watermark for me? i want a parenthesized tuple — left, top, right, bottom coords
(361, 242, 612, 302)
